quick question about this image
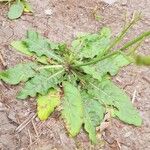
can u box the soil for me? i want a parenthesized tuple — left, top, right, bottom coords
(0, 0, 150, 150)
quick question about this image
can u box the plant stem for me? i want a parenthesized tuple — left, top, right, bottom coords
(73, 30, 150, 67)
(120, 30, 150, 51)
(106, 12, 141, 53)
(37, 65, 63, 70)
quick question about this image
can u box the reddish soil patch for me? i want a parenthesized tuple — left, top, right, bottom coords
(0, 0, 150, 149)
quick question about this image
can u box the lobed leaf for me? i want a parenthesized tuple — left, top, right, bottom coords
(11, 40, 49, 64)
(37, 89, 60, 121)
(62, 82, 83, 137)
(82, 92, 105, 143)
(95, 53, 130, 77)
(72, 27, 111, 59)
(0, 62, 37, 85)
(89, 79, 142, 126)
(17, 68, 64, 99)
(23, 31, 63, 62)
(11, 40, 33, 56)
(81, 66, 102, 82)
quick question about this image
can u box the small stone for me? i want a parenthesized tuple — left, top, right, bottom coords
(35, 117, 40, 122)
(145, 39, 149, 43)
(102, 0, 118, 5)
(121, 0, 128, 6)
(0, 102, 6, 111)
(124, 131, 132, 138)
(45, 9, 53, 16)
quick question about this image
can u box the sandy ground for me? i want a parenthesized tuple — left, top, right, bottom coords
(0, 0, 150, 149)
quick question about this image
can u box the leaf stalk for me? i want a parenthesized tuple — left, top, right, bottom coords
(73, 30, 150, 67)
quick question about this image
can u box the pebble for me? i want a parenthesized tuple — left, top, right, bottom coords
(102, 0, 118, 5)
(124, 131, 132, 138)
(121, 0, 128, 6)
(45, 9, 53, 16)
(0, 102, 6, 111)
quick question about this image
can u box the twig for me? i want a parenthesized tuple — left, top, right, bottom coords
(116, 139, 121, 150)
(132, 89, 137, 103)
(142, 76, 150, 84)
(31, 119, 39, 137)
(28, 138, 40, 149)
(15, 113, 36, 133)
(28, 129, 33, 146)
(0, 52, 7, 67)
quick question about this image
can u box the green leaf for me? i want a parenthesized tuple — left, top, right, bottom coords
(72, 27, 111, 59)
(37, 89, 60, 121)
(0, 63, 37, 85)
(17, 68, 64, 99)
(81, 53, 130, 80)
(81, 66, 102, 81)
(62, 82, 83, 136)
(24, 31, 63, 62)
(8, 2, 24, 20)
(11, 40, 49, 64)
(82, 92, 105, 143)
(95, 53, 130, 77)
(11, 40, 33, 56)
(89, 80, 142, 126)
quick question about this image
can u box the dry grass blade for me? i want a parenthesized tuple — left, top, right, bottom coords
(0, 52, 6, 67)
(15, 113, 36, 133)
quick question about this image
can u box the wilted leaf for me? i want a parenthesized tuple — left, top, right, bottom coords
(62, 82, 83, 136)
(0, 63, 37, 85)
(37, 89, 60, 121)
(8, 2, 24, 19)
(17, 68, 64, 99)
(89, 79, 142, 126)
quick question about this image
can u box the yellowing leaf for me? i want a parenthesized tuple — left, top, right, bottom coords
(62, 82, 83, 136)
(37, 89, 60, 121)
(22, 0, 32, 13)
(135, 55, 150, 66)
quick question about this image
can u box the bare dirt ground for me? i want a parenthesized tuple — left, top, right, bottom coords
(0, 0, 150, 149)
